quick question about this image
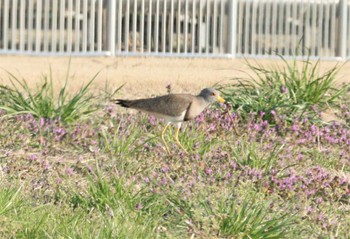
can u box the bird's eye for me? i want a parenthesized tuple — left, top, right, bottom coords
(211, 92, 215, 96)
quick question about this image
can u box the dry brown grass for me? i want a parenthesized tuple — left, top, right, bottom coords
(1, 56, 348, 99)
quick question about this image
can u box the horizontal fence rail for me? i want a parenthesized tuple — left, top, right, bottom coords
(0, 0, 349, 59)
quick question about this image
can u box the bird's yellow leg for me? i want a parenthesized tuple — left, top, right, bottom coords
(174, 123, 188, 154)
(161, 123, 171, 154)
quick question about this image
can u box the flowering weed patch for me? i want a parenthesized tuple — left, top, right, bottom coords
(1, 60, 350, 238)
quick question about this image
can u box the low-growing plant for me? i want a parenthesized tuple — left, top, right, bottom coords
(99, 122, 145, 157)
(175, 124, 217, 155)
(230, 140, 284, 172)
(0, 181, 160, 238)
(0, 186, 23, 216)
(219, 195, 297, 238)
(71, 171, 191, 238)
(0, 187, 47, 238)
(222, 55, 348, 124)
(0, 65, 99, 123)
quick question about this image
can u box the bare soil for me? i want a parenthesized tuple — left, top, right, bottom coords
(0, 56, 349, 99)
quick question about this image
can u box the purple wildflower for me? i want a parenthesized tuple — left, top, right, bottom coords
(135, 203, 143, 210)
(66, 167, 74, 176)
(205, 168, 213, 175)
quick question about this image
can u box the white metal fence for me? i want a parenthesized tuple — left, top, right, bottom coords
(0, 0, 349, 59)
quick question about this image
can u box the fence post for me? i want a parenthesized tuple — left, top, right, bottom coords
(339, 0, 348, 60)
(227, 0, 237, 58)
(108, 0, 116, 56)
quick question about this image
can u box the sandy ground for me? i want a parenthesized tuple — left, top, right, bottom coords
(0, 56, 349, 99)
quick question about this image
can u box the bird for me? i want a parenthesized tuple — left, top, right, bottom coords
(114, 88, 225, 154)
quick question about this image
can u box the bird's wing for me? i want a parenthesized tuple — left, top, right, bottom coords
(126, 94, 194, 117)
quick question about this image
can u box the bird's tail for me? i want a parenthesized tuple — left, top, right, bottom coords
(114, 99, 132, 108)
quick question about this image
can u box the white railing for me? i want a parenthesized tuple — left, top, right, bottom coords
(236, 0, 342, 59)
(0, 0, 105, 55)
(0, 0, 349, 59)
(110, 0, 234, 57)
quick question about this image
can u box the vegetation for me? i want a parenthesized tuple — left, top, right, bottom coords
(221, 56, 348, 124)
(0, 58, 349, 238)
(0, 65, 98, 123)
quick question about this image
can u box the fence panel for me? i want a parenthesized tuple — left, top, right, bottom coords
(0, 0, 349, 59)
(0, 0, 107, 55)
(235, 0, 340, 59)
(111, 0, 229, 56)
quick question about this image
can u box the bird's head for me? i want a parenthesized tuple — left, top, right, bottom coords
(199, 88, 225, 104)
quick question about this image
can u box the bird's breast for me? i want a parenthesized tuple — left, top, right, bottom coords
(185, 100, 208, 120)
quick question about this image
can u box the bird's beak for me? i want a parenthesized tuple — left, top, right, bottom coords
(217, 96, 225, 103)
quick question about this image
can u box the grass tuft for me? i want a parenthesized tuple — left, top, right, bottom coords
(0, 67, 99, 123)
(222, 56, 349, 124)
(219, 195, 297, 238)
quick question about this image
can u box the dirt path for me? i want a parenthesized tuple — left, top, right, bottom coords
(0, 56, 348, 99)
